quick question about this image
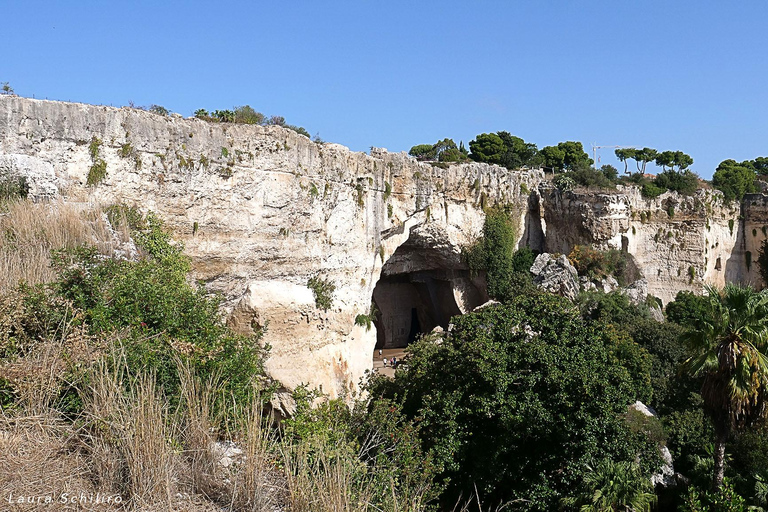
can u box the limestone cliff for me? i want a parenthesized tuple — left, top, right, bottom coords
(536, 184, 766, 302)
(1, 96, 765, 398)
(0, 96, 539, 399)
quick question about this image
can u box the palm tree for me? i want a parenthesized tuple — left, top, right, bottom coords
(682, 283, 768, 489)
(561, 459, 656, 512)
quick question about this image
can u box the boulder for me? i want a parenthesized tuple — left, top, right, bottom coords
(629, 401, 676, 488)
(622, 278, 649, 306)
(530, 253, 580, 300)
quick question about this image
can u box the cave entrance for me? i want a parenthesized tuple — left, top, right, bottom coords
(371, 230, 487, 351)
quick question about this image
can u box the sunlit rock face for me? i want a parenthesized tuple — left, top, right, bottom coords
(2, 96, 765, 396)
(538, 184, 766, 304)
(0, 96, 540, 397)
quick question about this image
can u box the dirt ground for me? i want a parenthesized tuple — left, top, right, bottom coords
(371, 348, 407, 378)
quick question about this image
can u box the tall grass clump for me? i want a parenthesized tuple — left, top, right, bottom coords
(0, 199, 118, 295)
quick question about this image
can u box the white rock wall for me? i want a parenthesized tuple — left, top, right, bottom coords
(0, 96, 541, 398)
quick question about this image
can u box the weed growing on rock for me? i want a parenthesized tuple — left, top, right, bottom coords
(307, 275, 335, 311)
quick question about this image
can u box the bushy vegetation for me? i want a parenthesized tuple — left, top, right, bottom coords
(368, 293, 660, 509)
(194, 105, 311, 137)
(712, 157, 768, 201)
(0, 172, 29, 201)
(409, 138, 470, 163)
(568, 245, 638, 285)
(462, 206, 535, 301)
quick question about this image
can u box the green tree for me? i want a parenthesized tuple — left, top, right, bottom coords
(682, 284, 768, 489)
(468, 133, 505, 164)
(496, 131, 540, 169)
(655, 150, 692, 172)
(558, 140, 594, 170)
(654, 169, 700, 195)
(368, 294, 657, 509)
(540, 145, 566, 172)
(233, 105, 265, 124)
(432, 138, 459, 161)
(408, 144, 436, 161)
(712, 159, 759, 202)
(667, 290, 709, 326)
(1, 82, 14, 95)
(634, 147, 658, 174)
(615, 148, 637, 175)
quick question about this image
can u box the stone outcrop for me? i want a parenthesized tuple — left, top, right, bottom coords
(536, 184, 768, 303)
(530, 253, 580, 300)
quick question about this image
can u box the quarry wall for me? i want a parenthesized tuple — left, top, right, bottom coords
(1, 96, 765, 399)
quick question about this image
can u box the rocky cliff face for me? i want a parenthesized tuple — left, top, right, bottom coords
(1, 96, 765, 398)
(536, 184, 767, 303)
(0, 96, 540, 399)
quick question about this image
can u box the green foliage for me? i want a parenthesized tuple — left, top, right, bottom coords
(511, 246, 536, 273)
(408, 144, 436, 161)
(463, 206, 520, 301)
(86, 159, 107, 186)
(233, 105, 265, 124)
(468, 132, 540, 169)
(409, 138, 469, 163)
(654, 169, 700, 195)
(729, 219, 735, 235)
(105, 203, 146, 231)
(655, 150, 694, 172)
(383, 181, 391, 200)
(681, 480, 747, 511)
(561, 459, 656, 512)
(0, 173, 29, 201)
(713, 159, 760, 202)
(666, 290, 709, 326)
(354, 303, 378, 331)
(88, 136, 102, 160)
(1, 81, 14, 95)
(565, 166, 617, 189)
(540, 141, 593, 172)
(468, 133, 505, 164)
(681, 284, 768, 488)
(567, 245, 637, 285)
(2, 215, 269, 415)
(283, 388, 440, 509)
(148, 104, 169, 116)
(86, 136, 107, 186)
(616, 147, 658, 175)
(553, 173, 575, 192)
(118, 142, 134, 158)
(367, 294, 658, 508)
(642, 180, 666, 198)
(307, 275, 335, 311)
(758, 239, 768, 287)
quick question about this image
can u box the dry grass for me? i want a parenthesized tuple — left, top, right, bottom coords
(0, 413, 122, 512)
(1, 352, 437, 512)
(0, 198, 121, 295)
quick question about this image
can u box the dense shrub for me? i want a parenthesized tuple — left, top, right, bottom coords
(1, 212, 269, 414)
(654, 169, 700, 195)
(368, 293, 659, 509)
(666, 290, 709, 326)
(568, 245, 638, 285)
(0, 173, 29, 201)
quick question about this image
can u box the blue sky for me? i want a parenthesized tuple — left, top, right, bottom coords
(2, 1, 767, 178)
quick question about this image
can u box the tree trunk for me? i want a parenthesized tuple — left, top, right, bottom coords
(713, 427, 728, 489)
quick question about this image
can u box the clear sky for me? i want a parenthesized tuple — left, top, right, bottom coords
(2, 1, 767, 179)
